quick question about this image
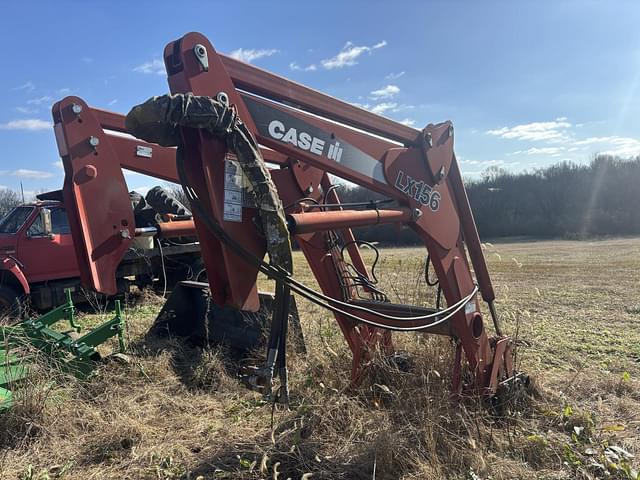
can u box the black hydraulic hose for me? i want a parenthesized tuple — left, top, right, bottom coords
(424, 254, 439, 287)
(341, 240, 381, 285)
(424, 254, 442, 309)
(276, 283, 290, 369)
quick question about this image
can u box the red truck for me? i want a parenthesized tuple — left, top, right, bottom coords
(0, 188, 203, 317)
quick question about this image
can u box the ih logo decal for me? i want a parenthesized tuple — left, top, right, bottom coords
(395, 170, 441, 212)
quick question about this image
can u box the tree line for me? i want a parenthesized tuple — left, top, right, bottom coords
(338, 154, 640, 243)
(2, 154, 638, 242)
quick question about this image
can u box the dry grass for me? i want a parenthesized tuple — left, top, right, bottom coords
(0, 237, 639, 479)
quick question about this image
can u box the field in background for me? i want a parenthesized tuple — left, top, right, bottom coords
(1, 238, 639, 479)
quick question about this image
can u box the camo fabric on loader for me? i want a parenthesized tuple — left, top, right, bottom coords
(125, 93, 293, 274)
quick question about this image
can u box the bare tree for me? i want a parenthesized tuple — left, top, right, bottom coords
(0, 189, 21, 218)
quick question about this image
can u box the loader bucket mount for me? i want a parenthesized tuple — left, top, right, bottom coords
(0, 289, 126, 410)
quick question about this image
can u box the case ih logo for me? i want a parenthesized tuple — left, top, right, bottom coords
(394, 170, 441, 212)
(268, 120, 344, 162)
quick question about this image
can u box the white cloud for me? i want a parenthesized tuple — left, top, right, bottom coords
(385, 71, 405, 80)
(487, 118, 571, 142)
(81, 57, 93, 63)
(0, 119, 52, 131)
(351, 102, 370, 110)
(52, 161, 64, 170)
(460, 159, 502, 166)
(352, 101, 418, 120)
(511, 147, 564, 156)
(57, 88, 71, 95)
(485, 117, 640, 160)
(289, 62, 317, 72)
(27, 96, 53, 106)
(574, 136, 616, 146)
(321, 40, 386, 69)
(574, 136, 640, 157)
(108, 99, 118, 106)
(133, 59, 165, 75)
(370, 102, 397, 115)
(12, 169, 53, 179)
(370, 84, 400, 99)
(229, 48, 278, 63)
(13, 81, 35, 92)
(400, 118, 416, 126)
(15, 106, 37, 114)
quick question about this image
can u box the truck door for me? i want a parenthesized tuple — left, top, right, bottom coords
(16, 207, 79, 282)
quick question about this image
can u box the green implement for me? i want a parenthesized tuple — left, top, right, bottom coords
(0, 289, 126, 410)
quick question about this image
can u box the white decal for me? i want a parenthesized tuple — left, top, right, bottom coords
(268, 120, 285, 139)
(465, 300, 476, 315)
(394, 170, 441, 211)
(223, 159, 244, 223)
(268, 119, 346, 159)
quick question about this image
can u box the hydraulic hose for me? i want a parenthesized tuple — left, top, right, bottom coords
(176, 148, 477, 332)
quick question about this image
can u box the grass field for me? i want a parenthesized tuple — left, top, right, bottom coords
(1, 237, 639, 479)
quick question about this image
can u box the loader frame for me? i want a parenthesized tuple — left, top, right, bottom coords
(52, 32, 516, 395)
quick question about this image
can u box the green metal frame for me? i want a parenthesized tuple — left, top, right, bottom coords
(0, 289, 126, 410)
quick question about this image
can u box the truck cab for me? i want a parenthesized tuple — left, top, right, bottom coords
(0, 188, 203, 318)
(0, 201, 80, 315)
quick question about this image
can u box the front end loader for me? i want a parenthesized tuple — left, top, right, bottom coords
(51, 32, 526, 404)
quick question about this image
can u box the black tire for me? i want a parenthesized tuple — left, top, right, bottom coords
(145, 186, 191, 216)
(0, 286, 22, 322)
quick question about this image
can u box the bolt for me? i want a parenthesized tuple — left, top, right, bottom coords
(448, 125, 454, 138)
(216, 91, 229, 106)
(195, 45, 206, 57)
(305, 185, 314, 194)
(412, 208, 423, 221)
(436, 166, 446, 182)
(120, 229, 131, 239)
(71, 103, 83, 115)
(425, 132, 433, 148)
(88, 136, 100, 148)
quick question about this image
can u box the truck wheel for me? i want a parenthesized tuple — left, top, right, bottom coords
(0, 286, 22, 322)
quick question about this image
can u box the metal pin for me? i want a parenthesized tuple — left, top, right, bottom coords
(193, 43, 209, 71)
(216, 91, 229, 107)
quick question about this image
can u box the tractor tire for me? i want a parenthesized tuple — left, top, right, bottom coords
(131, 190, 160, 227)
(0, 286, 22, 322)
(145, 186, 191, 217)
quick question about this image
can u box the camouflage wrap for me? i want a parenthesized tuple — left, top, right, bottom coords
(125, 94, 293, 273)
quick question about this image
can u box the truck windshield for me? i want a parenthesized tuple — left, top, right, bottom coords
(0, 206, 35, 234)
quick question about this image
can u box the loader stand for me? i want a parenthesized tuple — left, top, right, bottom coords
(0, 289, 126, 410)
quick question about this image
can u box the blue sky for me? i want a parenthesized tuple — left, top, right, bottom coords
(1, 1, 639, 196)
